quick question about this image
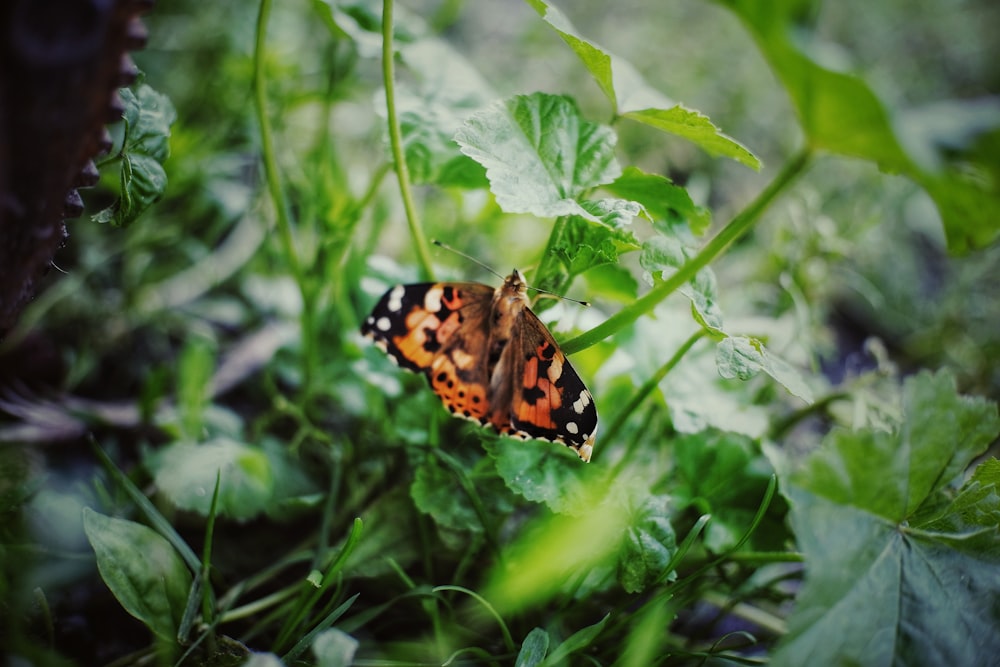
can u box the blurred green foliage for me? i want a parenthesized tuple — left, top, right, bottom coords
(1, 0, 998, 665)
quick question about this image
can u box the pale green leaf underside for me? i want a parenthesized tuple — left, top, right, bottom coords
(455, 93, 627, 222)
(150, 438, 274, 521)
(717, 336, 814, 404)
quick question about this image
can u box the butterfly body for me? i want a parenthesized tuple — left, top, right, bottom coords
(362, 270, 598, 462)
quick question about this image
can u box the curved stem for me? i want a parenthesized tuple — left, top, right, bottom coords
(254, 0, 317, 389)
(254, 0, 301, 284)
(562, 148, 814, 355)
(382, 0, 435, 281)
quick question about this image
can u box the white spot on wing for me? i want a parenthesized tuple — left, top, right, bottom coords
(424, 285, 443, 312)
(376, 316, 391, 331)
(566, 421, 579, 435)
(547, 355, 563, 384)
(387, 285, 405, 312)
(572, 390, 591, 415)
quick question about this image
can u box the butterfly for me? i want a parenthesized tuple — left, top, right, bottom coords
(361, 268, 598, 462)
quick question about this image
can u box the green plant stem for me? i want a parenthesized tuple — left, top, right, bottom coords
(562, 148, 814, 355)
(253, 0, 318, 390)
(382, 0, 435, 281)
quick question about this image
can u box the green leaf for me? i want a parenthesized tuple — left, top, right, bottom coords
(150, 439, 274, 521)
(525, 0, 760, 169)
(542, 613, 610, 666)
(515, 627, 550, 667)
(82, 509, 192, 642)
(483, 437, 592, 516)
(577, 197, 643, 228)
(604, 166, 711, 235)
(410, 457, 480, 534)
(583, 263, 639, 303)
(454, 93, 626, 222)
(93, 84, 175, 227)
(915, 156, 1000, 254)
(716, 336, 814, 403)
(537, 214, 640, 298)
(618, 495, 678, 593)
(312, 628, 358, 667)
(640, 234, 724, 334)
(673, 430, 782, 552)
(622, 107, 761, 169)
(922, 458, 1000, 535)
(715, 0, 1000, 252)
(775, 371, 1000, 666)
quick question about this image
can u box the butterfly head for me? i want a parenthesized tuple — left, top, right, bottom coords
(500, 269, 529, 304)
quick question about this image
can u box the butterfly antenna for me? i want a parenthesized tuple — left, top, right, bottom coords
(526, 285, 590, 307)
(431, 239, 590, 307)
(431, 239, 505, 281)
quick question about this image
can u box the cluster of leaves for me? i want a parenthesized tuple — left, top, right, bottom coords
(2, 0, 999, 666)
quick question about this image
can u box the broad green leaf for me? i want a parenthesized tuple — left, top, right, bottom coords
(82, 509, 192, 642)
(673, 430, 783, 552)
(515, 627, 550, 667)
(410, 457, 480, 534)
(793, 371, 999, 520)
(916, 160, 1000, 254)
(715, 0, 1000, 252)
(542, 613, 610, 666)
(525, 0, 760, 169)
(150, 439, 274, 521)
(604, 166, 711, 235)
(618, 495, 678, 593)
(483, 436, 593, 516)
(776, 371, 1000, 666)
(716, 336, 814, 403)
(93, 84, 175, 227)
(454, 93, 626, 222)
(313, 628, 358, 667)
(920, 458, 1000, 545)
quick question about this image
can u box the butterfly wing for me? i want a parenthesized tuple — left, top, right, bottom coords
(497, 308, 599, 461)
(361, 281, 496, 422)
